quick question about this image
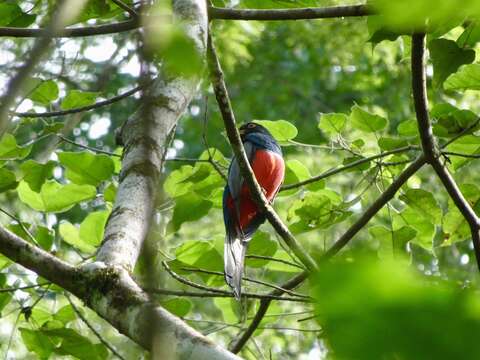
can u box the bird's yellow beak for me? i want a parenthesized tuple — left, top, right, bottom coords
(239, 128, 245, 136)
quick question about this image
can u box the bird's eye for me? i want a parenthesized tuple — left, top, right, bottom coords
(247, 123, 256, 129)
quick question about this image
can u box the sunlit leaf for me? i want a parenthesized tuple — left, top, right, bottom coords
(0, 134, 32, 160)
(18, 180, 96, 213)
(246, 231, 278, 267)
(350, 105, 388, 133)
(444, 63, 480, 91)
(28, 80, 59, 105)
(60, 90, 98, 110)
(161, 298, 192, 317)
(20, 160, 56, 192)
(58, 151, 115, 186)
(0, 168, 17, 192)
(254, 120, 298, 142)
(318, 113, 347, 136)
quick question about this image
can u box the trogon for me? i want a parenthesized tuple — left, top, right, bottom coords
(223, 122, 285, 298)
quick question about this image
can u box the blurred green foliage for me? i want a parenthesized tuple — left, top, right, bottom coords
(0, 0, 479, 359)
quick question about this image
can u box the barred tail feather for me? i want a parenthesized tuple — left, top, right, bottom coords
(224, 234, 247, 300)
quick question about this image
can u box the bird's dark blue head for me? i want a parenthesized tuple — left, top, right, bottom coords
(239, 122, 281, 154)
(239, 122, 272, 140)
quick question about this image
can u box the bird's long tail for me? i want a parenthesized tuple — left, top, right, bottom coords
(224, 234, 248, 300)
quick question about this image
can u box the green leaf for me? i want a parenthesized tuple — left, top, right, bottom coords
(103, 182, 117, 203)
(367, 16, 402, 46)
(176, 241, 213, 265)
(318, 113, 348, 136)
(288, 190, 350, 234)
(36, 226, 54, 251)
(44, 327, 108, 360)
(174, 239, 223, 273)
(0, 292, 12, 315)
(397, 119, 418, 137)
(0, 168, 17, 192)
(18, 180, 96, 213)
(312, 258, 480, 360)
(0, 3, 36, 27)
(431, 103, 478, 138)
(28, 80, 59, 105)
(377, 137, 408, 151)
(58, 151, 115, 186)
(443, 184, 480, 245)
(164, 165, 195, 198)
(253, 120, 298, 142)
(457, 21, 480, 48)
(60, 90, 98, 110)
(59, 221, 91, 253)
(53, 305, 76, 325)
(282, 159, 324, 193)
(20, 160, 56, 192)
(79, 210, 110, 249)
(350, 105, 388, 133)
(0, 134, 32, 160)
(399, 189, 442, 224)
(429, 39, 475, 87)
(369, 225, 417, 260)
(393, 208, 435, 251)
(445, 135, 480, 170)
(444, 63, 480, 91)
(59, 210, 109, 253)
(246, 231, 278, 268)
(170, 193, 213, 231)
(161, 298, 192, 317)
(20, 328, 55, 360)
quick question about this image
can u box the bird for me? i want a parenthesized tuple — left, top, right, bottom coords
(222, 122, 285, 299)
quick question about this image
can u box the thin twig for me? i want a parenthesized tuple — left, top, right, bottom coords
(244, 254, 305, 270)
(57, 135, 121, 157)
(161, 261, 309, 302)
(0, 208, 39, 245)
(0, 282, 50, 293)
(281, 145, 418, 191)
(65, 293, 126, 360)
(441, 117, 480, 148)
(179, 266, 310, 299)
(12, 83, 147, 118)
(441, 151, 480, 159)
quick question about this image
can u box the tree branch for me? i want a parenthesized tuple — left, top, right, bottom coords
(207, 32, 318, 272)
(0, 19, 139, 38)
(96, 0, 208, 270)
(12, 83, 147, 118)
(0, 225, 241, 359)
(411, 33, 480, 269)
(208, 4, 373, 21)
(281, 145, 418, 191)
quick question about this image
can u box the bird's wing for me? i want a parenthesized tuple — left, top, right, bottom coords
(227, 141, 255, 230)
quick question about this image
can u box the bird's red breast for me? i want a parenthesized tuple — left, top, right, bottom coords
(226, 149, 285, 230)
